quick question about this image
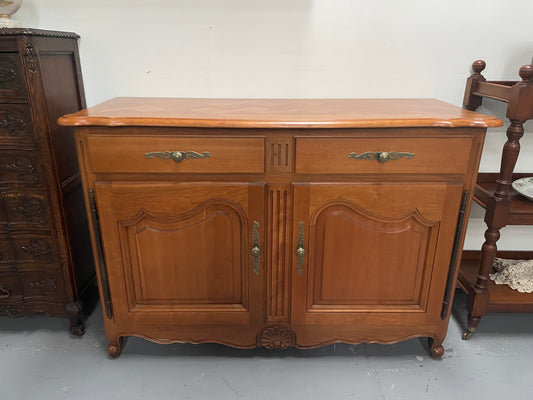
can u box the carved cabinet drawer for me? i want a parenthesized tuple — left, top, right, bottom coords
(0, 150, 44, 187)
(0, 271, 23, 301)
(86, 135, 265, 174)
(0, 234, 56, 267)
(294, 136, 473, 174)
(0, 53, 27, 98)
(19, 270, 62, 299)
(0, 104, 35, 146)
(12, 234, 55, 264)
(1, 191, 50, 228)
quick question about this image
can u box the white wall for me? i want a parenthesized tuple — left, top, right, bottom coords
(15, 0, 533, 249)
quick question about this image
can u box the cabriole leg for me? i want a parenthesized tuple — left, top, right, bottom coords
(108, 337, 126, 358)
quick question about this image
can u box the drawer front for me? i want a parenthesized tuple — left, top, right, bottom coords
(0, 150, 44, 188)
(12, 234, 56, 264)
(295, 137, 473, 174)
(1, 191, 50, 228)
(0, 53, 27, 98)
(0, 271, 23, 302)
(87, 136, 265, 174)
(0, 104, 35, 146)
(20, 270, 63, 300)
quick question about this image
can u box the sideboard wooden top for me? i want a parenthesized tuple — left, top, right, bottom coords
(59, 97, 502, 129)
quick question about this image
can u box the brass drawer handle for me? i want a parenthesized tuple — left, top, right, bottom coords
(348, 151, 415, 163)
(251, 221, 260, 275)
(0, 283, 11, 299)
(145, 151, 211, 163)
(296, 221, 305, 276)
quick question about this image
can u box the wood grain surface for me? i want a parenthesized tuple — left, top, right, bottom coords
(59, 97, 502, 129)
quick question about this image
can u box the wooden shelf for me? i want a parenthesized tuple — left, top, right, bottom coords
(459, 250, 533, 312)
(474, 172, 533, 225)
(459, 60, 533, 334)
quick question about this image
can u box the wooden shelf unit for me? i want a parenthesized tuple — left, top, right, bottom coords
(459, 60, 533, 339)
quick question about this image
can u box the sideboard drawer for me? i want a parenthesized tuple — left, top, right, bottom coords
(295, 137, 473, 174)
(86, 136, 266, 174)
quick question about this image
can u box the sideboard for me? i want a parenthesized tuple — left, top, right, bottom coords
(59, 98, 501, 357)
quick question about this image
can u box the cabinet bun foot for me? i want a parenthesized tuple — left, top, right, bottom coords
(107, 337, 125, 358)
(462, 327, 475, 340)
(66, 301, 86, 336)
(69, 323, 86, 337)
(428, 338, 445, 358)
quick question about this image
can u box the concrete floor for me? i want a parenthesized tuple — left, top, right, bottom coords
(1, 290, 532, 400)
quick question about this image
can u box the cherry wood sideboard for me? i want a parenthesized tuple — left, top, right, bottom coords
(59, 98, 501, 357)
(0, 29, 96, 334)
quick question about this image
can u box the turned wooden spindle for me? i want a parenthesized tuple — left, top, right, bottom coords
(472, 59, 486, 75)
(463, 62, 531, 339)
(519, 64, 533, 85)
(463, 60, 487, 111)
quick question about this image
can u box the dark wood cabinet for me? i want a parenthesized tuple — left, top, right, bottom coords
(60, 97, 501, 356)
(0, 29, 95, 334)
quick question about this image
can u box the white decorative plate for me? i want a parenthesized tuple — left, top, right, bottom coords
(512, 177, 533, 201)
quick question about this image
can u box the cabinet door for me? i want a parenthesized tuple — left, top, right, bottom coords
(94, 182, 264, 332)
(291, 182, 463, 326)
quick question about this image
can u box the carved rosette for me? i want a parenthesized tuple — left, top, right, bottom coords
(257, 325, 296, 349)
